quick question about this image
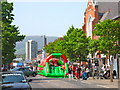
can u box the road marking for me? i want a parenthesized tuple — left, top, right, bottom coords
(81, 81, 91, 84)
(96, 85, 110, 88)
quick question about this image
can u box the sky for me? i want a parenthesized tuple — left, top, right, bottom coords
(11, 1, 88, 37)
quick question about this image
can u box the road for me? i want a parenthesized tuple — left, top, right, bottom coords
(27, 75, 118, 90)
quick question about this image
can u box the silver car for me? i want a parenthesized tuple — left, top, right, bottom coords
(11, 67, 37, 77)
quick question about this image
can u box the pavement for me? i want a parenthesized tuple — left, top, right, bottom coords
(68, 77, 119, 88)
(29, 75, 119, 89)
(81, 79, 118, 88)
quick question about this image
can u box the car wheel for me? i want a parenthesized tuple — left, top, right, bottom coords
(32, 73, 36, 77)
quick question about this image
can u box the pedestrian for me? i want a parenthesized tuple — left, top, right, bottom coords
(86, 67, 90, 78)
(72, 65, 76, 79)
(29, 65, 33, 71)
(80, 71, 82, 78)
(77, 65, 81, 79)
(113, 70, 117, 79)
(68, 66, 73, 80)
(103, 70, 110, 79)
(33, 66, 37, 71)
(82, 70, 88, 80)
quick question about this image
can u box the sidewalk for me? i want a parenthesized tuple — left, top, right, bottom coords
(81, 78, 119, 88)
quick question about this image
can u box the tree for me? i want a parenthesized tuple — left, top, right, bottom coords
(1, 1, 25, 65)
(88, 39, 99, 58)
(88, 39, 99, 78)
(93, 19, 120, 82)
(44, 26, 90, 62)
(63, 26, 89, 62)
(44, 37, 64, 55)
(94, 19, 120, 55)
(44, 42, 55, 54)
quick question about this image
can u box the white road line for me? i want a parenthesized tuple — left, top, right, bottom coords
(81, 81, 91, 84)
(96, 85, 110, 88)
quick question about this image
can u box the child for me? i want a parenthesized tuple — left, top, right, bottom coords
(82, 70, 88, 80)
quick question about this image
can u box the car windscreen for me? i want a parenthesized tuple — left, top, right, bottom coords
(2, 74, 25, 83)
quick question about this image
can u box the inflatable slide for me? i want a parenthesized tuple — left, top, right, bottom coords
(37, 53, 68, 78)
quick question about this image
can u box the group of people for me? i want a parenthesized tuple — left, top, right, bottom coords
(101, 65, 117, 79)
(68, 64, 117, 80)
(68, 65, 88, 80)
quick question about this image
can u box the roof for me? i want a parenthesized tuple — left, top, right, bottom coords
(100, 11, 110, 21)
(93, 0, 120, 3)
(93, 0, 120, 20)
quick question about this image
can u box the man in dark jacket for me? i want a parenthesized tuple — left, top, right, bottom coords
(68, 66, 73, 80)
(77, 65, 81, 79)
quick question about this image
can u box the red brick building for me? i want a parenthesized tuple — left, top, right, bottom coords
(82, 0, 120, 77)
(83, 0, 120, 39)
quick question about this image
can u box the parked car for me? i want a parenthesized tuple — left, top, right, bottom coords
(1, 71, 32, 90)
(11, 67, 37, 77)
(2, 67, 8, 72)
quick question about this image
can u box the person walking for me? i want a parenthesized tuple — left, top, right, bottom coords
(77, 65, 81, 79)
(72, 65, 76, 79)
(68, 66, 73, 80)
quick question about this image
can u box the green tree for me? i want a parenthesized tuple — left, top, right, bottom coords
(63, 26, 89, 62)
(44, 26, 89, 62)
(44, 42, 55, 54)
(93, 19, 120, 82)
(44, 37, 64, 55)
(1, 1, 25, 65)
(88, 39, 99, 58)
(88, 39, 99, 78)
(94, 19, 120, 55)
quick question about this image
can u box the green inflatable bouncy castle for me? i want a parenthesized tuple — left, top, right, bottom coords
(37, 53, 68, 78)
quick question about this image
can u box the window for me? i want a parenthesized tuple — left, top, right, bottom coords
(2, 75, 25, 83)
(87, 15, 92, 38)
